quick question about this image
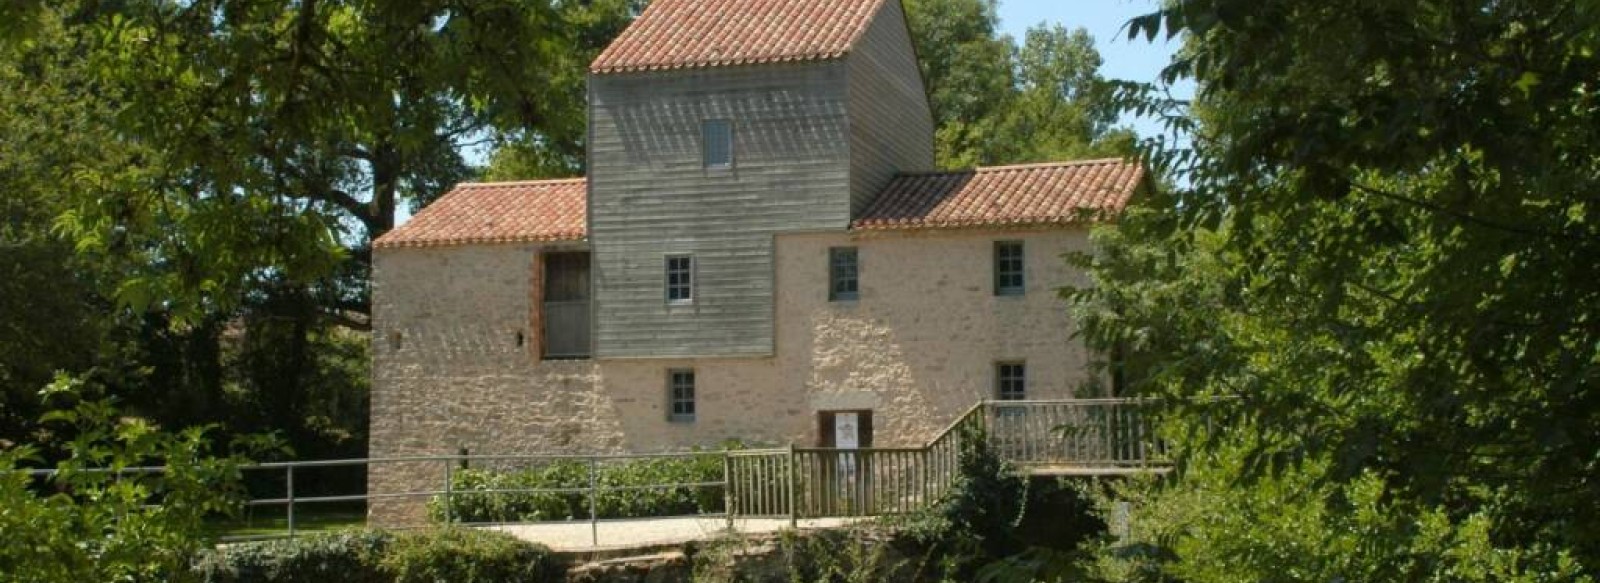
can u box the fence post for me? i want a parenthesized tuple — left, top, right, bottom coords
(443, 460, 454, 524)
(286, 465, 296, 538)
(723, 453, 734, 532)
(588, 457, 599, 548)
(787, 443, 797, 528)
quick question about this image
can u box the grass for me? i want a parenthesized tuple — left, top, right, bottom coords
(205, 502, 367, 539)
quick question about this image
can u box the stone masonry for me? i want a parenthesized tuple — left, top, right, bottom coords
(367, 227, 1099, 524)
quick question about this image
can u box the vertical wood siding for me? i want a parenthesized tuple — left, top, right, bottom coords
(845, 0, 936, 215)
(588, 63, 853, 357)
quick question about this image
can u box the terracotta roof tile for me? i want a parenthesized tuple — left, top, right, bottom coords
(851, 159, 1144, 231)
(373, 179, 586, 249)
(590, 0, 886, 74)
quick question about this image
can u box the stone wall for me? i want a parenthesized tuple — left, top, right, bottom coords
(368, 227, 1099, 524)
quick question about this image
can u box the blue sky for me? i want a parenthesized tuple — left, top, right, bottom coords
(995, 0, 1193, 141)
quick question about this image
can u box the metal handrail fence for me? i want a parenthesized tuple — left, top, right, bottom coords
(17, 398, 1177, 546)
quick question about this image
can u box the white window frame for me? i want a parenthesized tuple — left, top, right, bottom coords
(665, 254, 695, 305)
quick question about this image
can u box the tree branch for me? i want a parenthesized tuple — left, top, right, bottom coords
(1350, 181, 1592, 243)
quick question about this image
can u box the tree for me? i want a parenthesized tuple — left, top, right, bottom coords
(0, 1, 632, 457)
(1072, 0, 1600, 577)
(903, 0, 1133, 168)
(483, 0, 644, 181)
(0, 7, 130, 442)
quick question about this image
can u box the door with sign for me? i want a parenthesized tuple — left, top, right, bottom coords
(818, 410, 873, 513)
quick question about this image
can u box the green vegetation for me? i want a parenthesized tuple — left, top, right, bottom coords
(0, 383, 267, 583)
(204, 503, 367, 539)
(0, 0, 638, 466)
(194, 528, 565, 583)
(430, 454, 727, 523)
(902, 0, 1135, 168)
(1065, 0, 1600, 579)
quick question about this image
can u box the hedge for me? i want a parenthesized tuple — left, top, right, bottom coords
(428, 454, 726, 523)
(193, 529, 562, 583)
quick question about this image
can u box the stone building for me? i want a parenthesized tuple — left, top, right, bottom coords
(367, 0, 1145, 522)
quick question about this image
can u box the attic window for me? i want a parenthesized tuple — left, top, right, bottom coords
(702, 119, 733, 169)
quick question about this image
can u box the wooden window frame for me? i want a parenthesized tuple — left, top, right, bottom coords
(994, 241, 1025, 296)
(668, 369, 696, 423)
(995, 361, 1027, 401)
(828, 246, 859, 302)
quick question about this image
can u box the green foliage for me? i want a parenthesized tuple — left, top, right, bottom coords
(430, 453, 727, 523)
(0, 382, 266, 583)
(193, 528, 563, 583)
(780, 529, 911, 583)
(381, 528, 564, 583)
(482, 0, 644, 181)
(194, 530, 392, 583)
(1086, 457, 1591, 583)
(1069, 0, 1600, 578)
(903, 0, 1134, 168)
(690, 528, 912, 583)
(892, 427, 1027, 580)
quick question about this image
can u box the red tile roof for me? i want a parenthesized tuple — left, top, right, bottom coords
(590, 0, 887, 74)
(851, 159, 1144, 231)
(373, 179, 587, 249)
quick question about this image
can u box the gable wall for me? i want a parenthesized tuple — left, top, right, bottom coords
(845, 0, 936, 214)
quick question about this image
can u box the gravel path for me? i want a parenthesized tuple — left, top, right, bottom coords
(489, 516, 859, 551)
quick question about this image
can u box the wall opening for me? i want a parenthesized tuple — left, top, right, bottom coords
(542, 251, 592, 359)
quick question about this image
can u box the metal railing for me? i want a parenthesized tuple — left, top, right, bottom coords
(17, 398, 1172, 546)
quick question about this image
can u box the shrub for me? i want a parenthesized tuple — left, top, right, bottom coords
(192, 529, 563, 583)
(381, 528, 563, 583)
(889, 426, 1028, 580)
(192, 530, 391, 583)
(1, 381, 271, 583)
(430, 452, 728, 523)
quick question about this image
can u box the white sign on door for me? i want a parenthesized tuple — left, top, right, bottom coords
(835, 412, 860, 449)
(834, 412, 860, 481)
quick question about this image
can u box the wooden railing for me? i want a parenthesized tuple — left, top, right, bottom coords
(988, 399, 1166, 472)
(725, 398, 1164, 520)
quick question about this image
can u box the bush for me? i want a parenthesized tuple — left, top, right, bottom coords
(193, 530, 391, 583)
(430, 453, 727, 523)
(889, 426, 1029, 580)
(382, 528, 563, 583)
(193, 528, 563, 583)
(1, 383, 271, 583)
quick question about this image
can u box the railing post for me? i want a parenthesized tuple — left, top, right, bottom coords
(286, 465, 296, 538)
(443, 459, 454, 524)
(723, 453, 734, 531)
(588, 457, 599, 548)
(787, 443, 797, 528)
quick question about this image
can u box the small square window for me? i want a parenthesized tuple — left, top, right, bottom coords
(996, 362, 1026, 401)
(994, 241, 1025, 296)
(668, 369, 696, 422)
(666, 255, 694, 303)
(702, 119, 733, 169)
(829, 247, 859, 301)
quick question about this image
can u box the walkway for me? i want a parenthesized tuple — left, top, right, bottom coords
(489, 516, 860, 552)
